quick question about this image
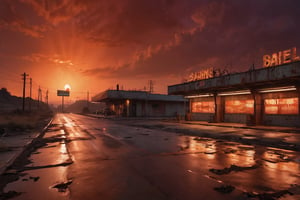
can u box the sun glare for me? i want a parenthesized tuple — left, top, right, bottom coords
(64, 84, 71, 91)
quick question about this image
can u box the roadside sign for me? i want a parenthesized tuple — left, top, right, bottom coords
(57, 90, 70, 96)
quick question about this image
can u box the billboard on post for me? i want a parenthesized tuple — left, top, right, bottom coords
(57, 90, 70, 96)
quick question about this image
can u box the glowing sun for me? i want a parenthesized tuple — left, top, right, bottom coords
(64, 84, 71, 91)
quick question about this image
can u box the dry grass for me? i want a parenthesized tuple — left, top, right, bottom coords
(0, 112, 52, 133)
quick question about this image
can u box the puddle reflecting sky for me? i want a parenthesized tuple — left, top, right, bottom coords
(177, 136, 300, 192)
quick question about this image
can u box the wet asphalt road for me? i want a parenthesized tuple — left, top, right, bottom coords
(3, 113, 300, 200)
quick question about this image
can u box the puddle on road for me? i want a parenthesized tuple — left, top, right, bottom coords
(263, 148, 298, 163)
(16, 117, 297, 200)
(4, 167, 70, 200)
(168, 135, 300, 196)
(1, 122, 73, 200)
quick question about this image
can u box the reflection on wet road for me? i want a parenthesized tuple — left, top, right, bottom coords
(3, 113, 300, 199)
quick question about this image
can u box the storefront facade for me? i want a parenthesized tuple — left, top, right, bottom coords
(168, 61, 300, 127)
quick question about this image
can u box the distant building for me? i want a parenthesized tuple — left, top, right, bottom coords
(92, 90, 187, 118)
(168, 61, 300, 127)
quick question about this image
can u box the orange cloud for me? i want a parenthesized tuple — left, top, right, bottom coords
(2, 0, 300, 100)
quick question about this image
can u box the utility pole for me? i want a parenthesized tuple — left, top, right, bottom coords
(40, 87, 42, 103)
(62, 96, 64, 113)
(29, 78, 32, 112)
(45, 90, 48, 106)
(87, 90, 89, 109)
(37, 86, 42, 110)
(148, 80, 154, 93)
(21, 73, 28, 112)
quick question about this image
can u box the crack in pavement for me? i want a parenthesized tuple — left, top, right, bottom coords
(21, 159, 73, 172)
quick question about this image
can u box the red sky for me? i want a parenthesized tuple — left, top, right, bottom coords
(1, 0, 300, 105)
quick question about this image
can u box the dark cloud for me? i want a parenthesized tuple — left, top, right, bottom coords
(1, 0, 300, 96)
(107, 0, 300, 78)
(0, 0, 49, 38)
(72, 0, 183, 46)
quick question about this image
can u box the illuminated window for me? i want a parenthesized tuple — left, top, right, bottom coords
(265, 98, 298, 114)
(192, 101, 215, 113)
(225, 100, 254, 114)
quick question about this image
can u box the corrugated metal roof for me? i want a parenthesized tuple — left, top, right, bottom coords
(168, 61, 300, 95)
(92, 90, 187, 102)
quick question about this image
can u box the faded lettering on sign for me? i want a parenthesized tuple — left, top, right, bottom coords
(263, 47, 300, 67)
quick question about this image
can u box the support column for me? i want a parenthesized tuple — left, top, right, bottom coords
(214, 94, 224, 122)
(252, 91, 263, 125)
(188, 99, 192, 120)
(297, 87, 300, 120)
(126, 100, 130, 117)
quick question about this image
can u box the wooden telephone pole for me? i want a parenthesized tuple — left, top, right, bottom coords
(29, 78, 32, 112)
(21, 73, 28, 112)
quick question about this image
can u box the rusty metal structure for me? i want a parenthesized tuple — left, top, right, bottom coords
(168, 61, 300, 127)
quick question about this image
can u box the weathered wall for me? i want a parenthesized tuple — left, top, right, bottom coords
(168, 62, 300, 95)
(224, 114, 248, 124)
(263, 115, 300, 127)
(191, 113, 214, 121)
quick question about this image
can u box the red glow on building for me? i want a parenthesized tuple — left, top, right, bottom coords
(192, 101, 215, 113)
(264, 98, 298, 114)
(225, 100, 254, 114)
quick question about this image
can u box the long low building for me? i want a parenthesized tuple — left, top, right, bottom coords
(92, 90, 187, 117)
(168, 61, 300, 127)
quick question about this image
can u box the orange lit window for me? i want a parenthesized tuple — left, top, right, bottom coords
(225, 100, 254, 114)
(265, 98, 298, 114)
(192, 101, 215, 113)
